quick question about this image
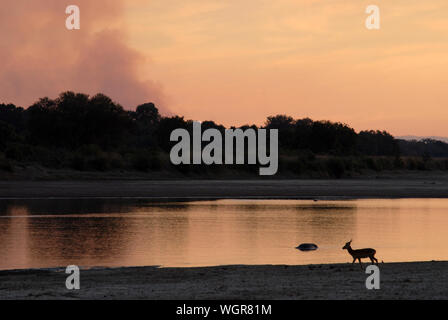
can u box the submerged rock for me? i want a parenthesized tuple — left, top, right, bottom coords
(296, 243, 318, 251)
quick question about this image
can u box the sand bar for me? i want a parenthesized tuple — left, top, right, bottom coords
(1, 179, 448, 200)
(0, 262, 447, 299)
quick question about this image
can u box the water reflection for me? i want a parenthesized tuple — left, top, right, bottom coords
(0, 199, 447, 269)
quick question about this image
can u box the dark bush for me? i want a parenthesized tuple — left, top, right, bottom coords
(0, 153, 13, 172)
(88, 151, 109, 171)
(131, 151, 151, 171)
(70, 153, 86, 171)
(326, 158, 345, 178)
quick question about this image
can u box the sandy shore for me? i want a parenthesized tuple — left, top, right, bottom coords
(0, 261, 447, 299)
(1, 178, 448, 199)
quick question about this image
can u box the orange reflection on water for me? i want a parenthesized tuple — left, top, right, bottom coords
(0, 199, 447, 270)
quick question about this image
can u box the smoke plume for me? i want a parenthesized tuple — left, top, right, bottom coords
(0, 0, 166, 111)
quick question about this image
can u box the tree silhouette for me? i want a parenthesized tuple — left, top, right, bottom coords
(1, 91, 448, 175)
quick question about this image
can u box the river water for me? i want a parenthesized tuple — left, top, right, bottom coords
(0, 198, 446, 270)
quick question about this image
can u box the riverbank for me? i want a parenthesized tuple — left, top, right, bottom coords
(0, 261, 447, 299)
(1, 178, 448, 199)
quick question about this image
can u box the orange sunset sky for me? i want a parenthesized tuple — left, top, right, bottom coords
(1, 0, 447, 136)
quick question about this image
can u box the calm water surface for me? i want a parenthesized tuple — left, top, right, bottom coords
(0, 199, 447, 270)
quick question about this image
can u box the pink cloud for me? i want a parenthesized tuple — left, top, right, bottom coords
(0, 0, 167, 111)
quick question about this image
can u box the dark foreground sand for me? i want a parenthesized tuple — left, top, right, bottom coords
(1, 261, 447, 299)
(1, 178, 448, 199)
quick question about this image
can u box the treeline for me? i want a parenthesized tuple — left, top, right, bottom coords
(1, 91, 448, 177)
(397, 139, 448, 158)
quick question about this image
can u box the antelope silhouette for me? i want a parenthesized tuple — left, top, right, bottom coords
(342, 240, 378, 269)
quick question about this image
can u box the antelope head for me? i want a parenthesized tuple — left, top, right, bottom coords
(342, 240, 352, 250)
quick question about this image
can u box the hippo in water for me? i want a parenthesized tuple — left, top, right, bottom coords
(296, 243, 318, 251)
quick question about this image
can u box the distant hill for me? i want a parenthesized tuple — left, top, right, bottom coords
(396, 136, 448, 158)
(397, 136, 448, 144)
